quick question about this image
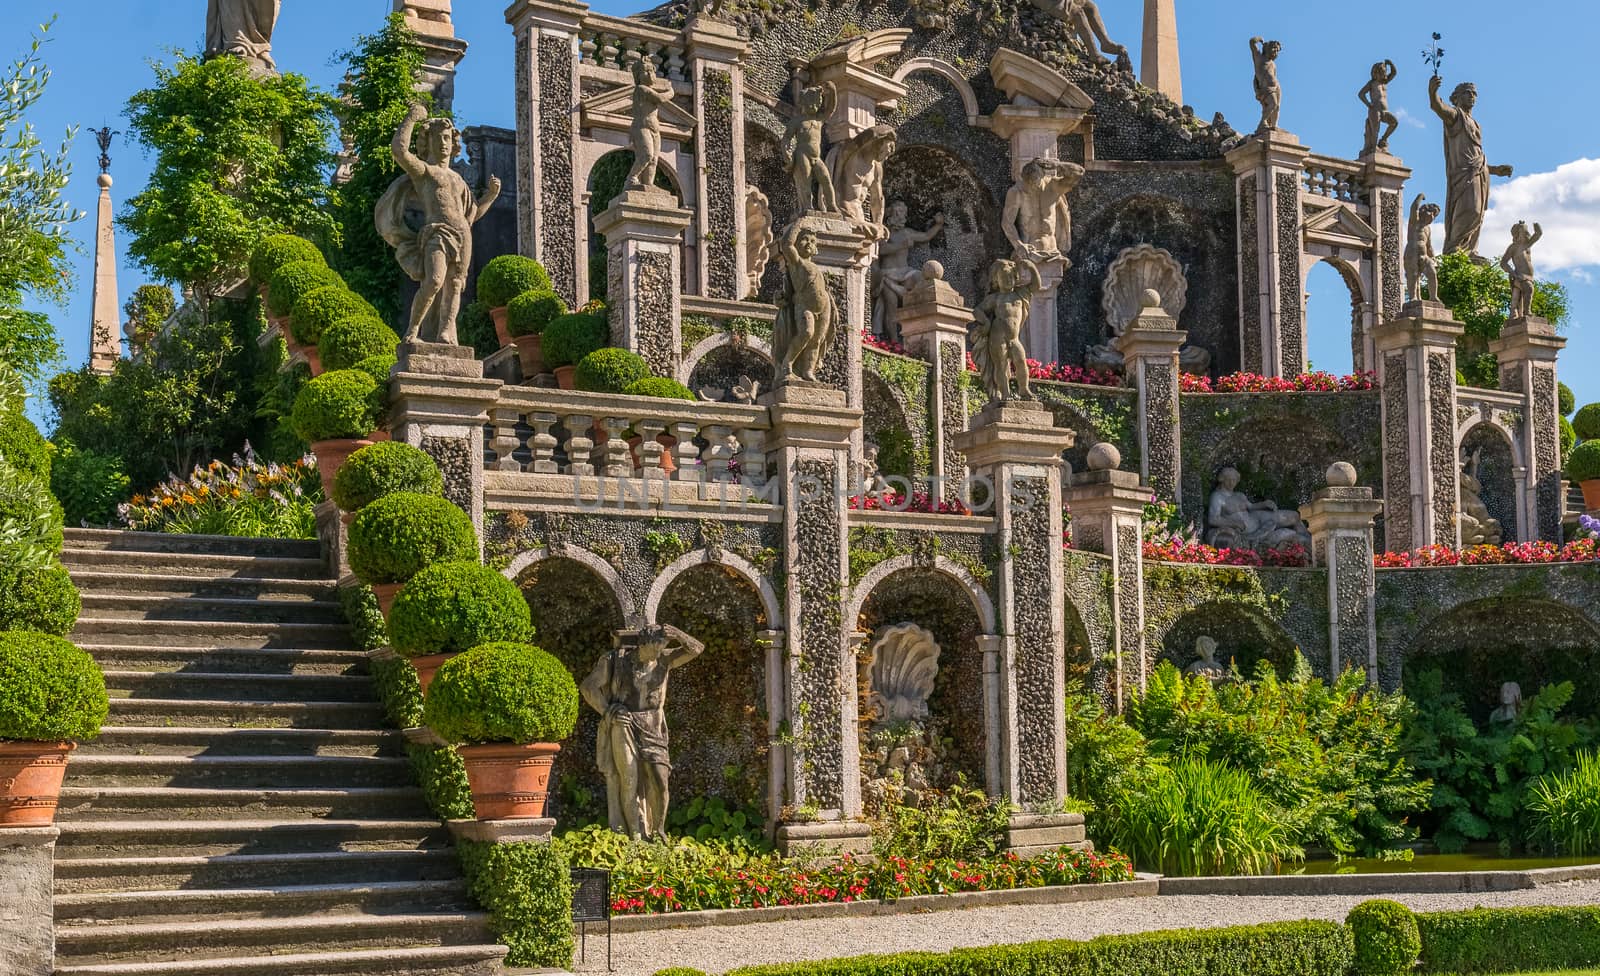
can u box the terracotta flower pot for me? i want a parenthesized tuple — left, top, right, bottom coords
(303, 345, 324, 377)
(628, 434, 678, 475)
(411, 652, 456, 696)
(311, 438, 376, 501)
(513, 333, 545, 379)
(1583, 479, 1600, 513)
(491, 307, 513, 348)
(554, 365, 577, 390)
(0, 741, 76, 827)
(371, 581, 403, 618)
(457, 742, 561, 821)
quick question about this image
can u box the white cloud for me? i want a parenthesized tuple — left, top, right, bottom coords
(1481, 158, 1600, 273)
(1393, 105, 1428, 130)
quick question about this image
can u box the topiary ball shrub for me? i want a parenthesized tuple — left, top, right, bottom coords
(0, 412, 52, 481)
(250, 234, 324, 285)
(333, 442, 444, 512)
(354, 353, 397, 390)
(623, 377, 696, 401)
(457, 300, 498, 359)
(0, 462, 65, 563)
(347, 492, 478, 585)
(290, 286, 381, 347)
(291, 369, 381, 443)
(574, 348, 651, 394)
(267, 260, 342, 318)
(0, 632, 108, 742)
(388, 561, 533, 658)
(1568, 440, 1600, 485)
(0, 564, 81, 636)
(1560, 382, 1577, 418)
(542, 313, 611, 369)
(506, 289, 569, 338)
(423, 642, 578, 745)
(478, 255, 553, 309)
(321, 315, 400, 372)
(1347, 900, 1420, 976)
(1574, 403, 1600, 443)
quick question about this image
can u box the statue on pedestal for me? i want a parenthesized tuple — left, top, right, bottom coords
(1250, 37, 1282, 134)
(1430, 75, 1514, 258)
(773, 222, 836, 384)
(206, 0, 281, 75)
(1500, 221, 1544, 321)
(377, 103, 501, 344)
(1205, 467, 1312, 552)
(1459, 447, 1504, 547)
(970, 258, 1039, 404)
(872, 202, 944, 343)
(1358, 60, 1399, 156)
(1405, 194, 1442, 303)
(783, 82, 839, 214)
(1003, 158, 1083, 265)
(832, 124, 897, 240)
(624, 55, 675, 193)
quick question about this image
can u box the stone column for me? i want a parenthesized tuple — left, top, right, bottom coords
(88, 173, 120, 374)
(0, 826, 56, 976)
(395, 0, 469, 113)
(507, 0, 587, 306)
(1227, 131, 1311, 378)
(897, 261, 971, 500)
(593, 189, 694, 377)
(1359, 151, 1411, 372)
(1061, 446, 1148, 710)
(685, 17, 747, 301)
(1491, 315, 1568, 542)
(1115, 291, 1185, 505)
(953, 401, 1074, 809)
(389, 344, 503, 541)
(1300, 462, 1382, 681)
(1371, 301, 1464, 551)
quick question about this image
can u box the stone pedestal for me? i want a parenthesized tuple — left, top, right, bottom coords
(1372, 301, 1464, 551)
(390, 342, 502, 540)
(1491, 316, 1568, 543)
(1063, 461, 1149, 710)
(686, 16, 748, 301)
(395, 0, 469, 112)
(315, 500, 349, 581)
(1024, 260, 1066, 366)
(0, 826, 57, 976)
(953, 400, 1073, 809)
(897, 264, 972, 500)
(1227, 130, 1311, 378)
(1300, 466, 1382, 681)
(1115, 298, 1185, 505)
(593, 189, 694, 378)
(447, 818, 556, 845)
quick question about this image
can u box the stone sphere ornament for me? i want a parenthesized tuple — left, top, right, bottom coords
(1087, 442, 1122, 472)
(1326, 461, 1358, 488)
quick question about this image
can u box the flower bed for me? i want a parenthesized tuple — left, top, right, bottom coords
(848, 491, 972, 516)
(1181, 371, 1378, 394)
(1375, 539, 1600, 568)
(119, 451, 320, 539)
(1143, 538, 1311, 568)
(860, 332, 1122, 388)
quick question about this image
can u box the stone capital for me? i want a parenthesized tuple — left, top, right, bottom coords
(1225, 129, 1309, 175)
(1359, 150, 1411, 189)
(683, 15, 747, 63)
(761, 383, 861, 451)
(593, 188, 694, 245)
(1490, 315, 1566, 364)
(898, 287, 973, 360)
(1371, 302, 1465, 353)
(1299, 486, 1383, 539)
(787, 211, 873, 270)
(1063, 469, 1149, 527)
(1115, 323, 1186, 363)
(390, 369, 502, 431)
(504, 0, 587, 31)
(987, 104, 1089, 140)
(953, 400, 1075, 471)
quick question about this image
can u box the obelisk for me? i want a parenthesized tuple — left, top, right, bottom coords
(1141, 0, 1182, 104)
(88, 130, 121, 374)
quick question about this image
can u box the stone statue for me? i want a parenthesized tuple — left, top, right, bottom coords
(1102, 244, 1188, 338)
(376, 104, 501, 344)
(866, 624, 941, 724)
(773, 222, 835, 384)
(784, 82, 839, 214)
(1429, 75, 1514, 258)
(860, 442, 890, 503)
(832, 124, 897, 239)
(624, 55, 674, 193)
(1205, 467, 1312, 552)
(872, 202, 945, 343)
(1459, 447, 1504, 547)
(580, 623, 706, 839)
(744, 186, 775, 300)
(1405, 194, 1442, 303)
(1034, 0, 1127, 65)
(206, 0, 280, 75)
(1250, 37, 1282, 134)
(1003, 158, 1084, 265)
(1359, 60, 1399, 156)
(970, 258, 1039, 404)
(1185, 636, 1227, 682)
(1500, 221, 1544, 321)
(1489, 681, 1523, 724)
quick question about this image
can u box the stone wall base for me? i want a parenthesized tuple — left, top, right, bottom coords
(1005, 812, 1090, 857)
(775, 820, 873, 858)
(0, 826, 57, 976)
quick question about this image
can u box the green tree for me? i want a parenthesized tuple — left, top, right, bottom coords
(123, 284, 176, 352)
(1437, 251, 1569, 389)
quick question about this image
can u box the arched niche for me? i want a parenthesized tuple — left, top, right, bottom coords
(1458, 423, 1520, 543)
(879, 144, 1003, 310)
(584, 148, 687, 303)
(1158, 600, 1302, 680)
(1303, 258, 1366, 378)
(681, 334, 776, 398)
(862, 370, 925, 481)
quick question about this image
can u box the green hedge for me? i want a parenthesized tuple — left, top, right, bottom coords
(1348, 900, 1421, 976)
(478, 255, 553, 310)
(541, 312, 609, 368)
(267, 260, 342, 318)
(574, 348, 651, 394)
(338, 582, 388, 654)
(0, 632, 108, 741)
(0, 564, 81, 636)
(1569, 440, 1600, 484)
(250, 234, 324, 285)
(346, 491, 478, 585)
(291, 369, 381, 443)
(458, 838, 574, 969)
(406, 742, 474, 821)
(0, 412, 52, 481)
(321, 315, 400, 372)
(0, 462, 65, 567)
(290, 286, 381, 347)
(1417, 905, 1600, 974)
(423, 642, 578, 745)
(507, 289, 568, 338)
(332, 442, 442, 513)
(387, 561, 532, 658)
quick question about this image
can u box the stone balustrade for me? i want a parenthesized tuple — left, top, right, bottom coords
(1302, 154, 1365, 203)
(577, 13, 687, 80)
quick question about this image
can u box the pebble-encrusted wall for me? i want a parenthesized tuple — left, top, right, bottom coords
(863, 350, 933, 481)
(1063, 549, 1115, 698)
(1009, 475, 1061, 804)
(1142, 564, 1330, 679)
(700, 66, 741, 299)
(1029, 381, 1140, 474)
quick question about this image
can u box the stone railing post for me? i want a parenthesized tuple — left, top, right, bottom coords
(389, 343, 503, 543)
(593, 189, 694, 377)
(1, 826, 56, 976)
(897, 261, 972, 500)
(684, 16, 747, 300)
(1371, 300, 1464, 551)
(1061, 445, 1148, 710)
(1300, 462, 1382, 682)
(1226, 131, 1311, 378)
(1491, 315, 1568, 542)
(1359, 151, 1411, 372)
(1115, 290, 1185, 506)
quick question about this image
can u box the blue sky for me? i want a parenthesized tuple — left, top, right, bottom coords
(6, 0, 1597, 410)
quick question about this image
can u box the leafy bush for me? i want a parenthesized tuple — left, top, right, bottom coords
(250, 234, 324, 285)
(1567, 441, 1600, 484)
(388, 561, 532, 658)
(541, 313, 609, 368)
(871, 783, 1011, 862)
(50, 442, 130, 526)
(459, 839, 574, 968)
(267, 260, 342, 318)
(1575, 403, 1600, 443)
(574, 348, 651, 394)
(477, 255, 553, 309)
(624, 377, 696, 400)
(423, 642, 578, 744)
(408, 742, 474, 821)
(319, 315, 398, 371)
(339, 582, 389, 654)
(371, 651, 421, 729)
(458, 299, 498, 359)
(0, 564, 80, 636)
(0, 632, 108, 741)
(506, 289, 568, 337)
(1347, 900, 1420, 976)
(1559, 382, 1577, 417)
(0, 411, 51, 480)
(289, 285, 380, 347)
(122, 284, 177, 350)
(354, 353, 396, 389)
(346, 491, 477, 584)
(291, 369, 381, 442)
(120, 451, 321, 539)
(332, 442, 442, 512)
(1415, 905, 1600, 974)
(1527, 751, 1600, 855)
(0, 462, 65, 570)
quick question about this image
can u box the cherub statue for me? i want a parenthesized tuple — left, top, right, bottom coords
(1359, 59, 1399, 156)
(1500, 221, 1544, 321)
(783, 82, 839, 214)
(1405, 193, 1442, 303)
(860, 441, 890, 501)
(744, 186, 775, 299)
(832, 124, 897, 239)
(376, 103, 501, 344)
(969, 258, 1040, 404)
(1459, 446, 1503, 547)
(624, 54, 674, 192)
(773, 223, 835, 384)
(1250, 37, 1282, 134)
(873, 202, 945, 343)
(1003, 158, 1084, 265)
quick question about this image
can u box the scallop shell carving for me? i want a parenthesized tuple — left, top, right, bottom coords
(1102, 244, 1188, 336)
(867, 623, 941, 724)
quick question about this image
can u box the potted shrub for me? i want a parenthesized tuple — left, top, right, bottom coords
(292, 369, 384, 498)
(0, 632, 109, 826)
(250, 235, 324, 313)
(1569, 440, 1600, 512)
(388, 561, 532, 694)
(347, 491, 478, 613)
(332, 442, 444, 513)
(506, 288, 568, 379)
(267, 260, 342, 321)
(542, 312, 611, 390)
(0, 564, 81, 637)
(321, 315, 401, 373)
(422, 641, 578, 821)
(477, 256, 553, 348)
(574, 347, 651, 395)
(289, 286, 382, 373)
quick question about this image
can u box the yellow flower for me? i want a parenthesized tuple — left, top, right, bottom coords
(180, 493, 197, 505)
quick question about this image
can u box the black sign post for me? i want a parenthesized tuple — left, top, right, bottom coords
(570, 867, 613, 971)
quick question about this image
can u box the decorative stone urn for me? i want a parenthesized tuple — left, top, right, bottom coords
(456, 742, 561, 820)
(0, 741, 75, 827)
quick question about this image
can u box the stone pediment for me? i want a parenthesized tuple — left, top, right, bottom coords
(580, 86, 697, 144)
(1302, 201, 1377, 249)
(990, 47, 1093, 110)
(811, 28, 913, 71)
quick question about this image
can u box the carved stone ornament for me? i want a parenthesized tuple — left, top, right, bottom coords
(867, 624, 941, 724)
(1102, 244, 1188, 337)
(745, 186, 775, 299)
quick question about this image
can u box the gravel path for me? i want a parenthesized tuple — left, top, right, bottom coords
(573, 881, 1600, 975)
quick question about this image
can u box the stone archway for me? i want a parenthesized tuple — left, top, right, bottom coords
(1158, 600, 1302, 680)
(1303, 257, 1367, 377)
(1459, 423, 1520, 544)
(879, 144, 1003, 310)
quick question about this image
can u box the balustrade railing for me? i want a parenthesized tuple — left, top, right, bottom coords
(1302, 155, 1365, 203)
(577, 14, 687, 81)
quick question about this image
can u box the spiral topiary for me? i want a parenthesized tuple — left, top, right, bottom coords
(321, 315, 400, 372)
(477, 255, 553, 309)
(267, 260, 342, 318)
(347, 491, 478, 585)
(0, 632, 108, 742)
(291, 369, 382, 443)
(0, 564, 81, 636)
(1346, 900, 1420, 976)
(388, 561, 533, 658)
(623, 377, 696, 401)
(423, 642, 578, 745)
(0, 411, 52, 481)
(332, 442, 443, 512)
(541, 313, 610, 369)
(250, 234, 325, 285)
(506, 289, 569, 338)
(1568, 440, 1600, 485)
(574, 348, 651, 394)
(1574, 403, 1600, 443)
(289, 286, 382, 347)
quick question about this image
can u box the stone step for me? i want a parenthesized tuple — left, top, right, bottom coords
(52, 944, 506, 976)
(54, 823, 453, 874)
(80, 645, 370, 677)
(61, 547, 331, 582)
(102, 670, 376, 705)
(70, 571, 337, 603)
(55, 786, 432, 822)
(65, 755, 416, 791)
(54, 879, 473, 925)
(72, 618, 352, 650)
(53, 911, 496, 965)
(105, 698, 386, 730)
(83, 727, 402, 758)
(62, 529, 323, 560)
(79, 594, 346, 625)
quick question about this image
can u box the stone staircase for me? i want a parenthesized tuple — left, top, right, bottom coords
(54, 529, 506, 976)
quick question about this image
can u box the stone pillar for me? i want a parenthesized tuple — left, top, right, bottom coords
(1359, 152, 1411, 372)
(953, 401, 1074, 809)
(1140, 0, 1181, 104)
(1371, 301, 1464, 551)
(0, 826, 56, 976)
(685, 17, 747, 301)
(1491, 315, 1568, 543)
(389, 344, 503, 540)
(507, 0, 587, 306)
(897, 262, 971, 500)
(1300, 462, 1382, 681)
(395, 0, 469, 112)
(1062, 446, 1148, 710)
(1227, 131, 1311, 378)
(593, 189, 694, 377)
(1115, 291, 1185, 505)
(89, 173, 120, 375)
